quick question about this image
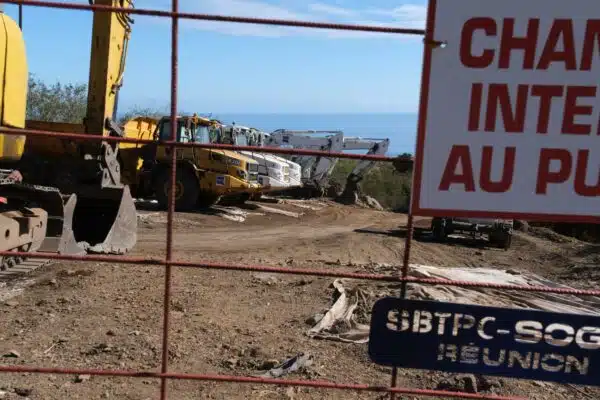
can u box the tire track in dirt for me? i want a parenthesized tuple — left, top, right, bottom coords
(140, 204, 397, 255)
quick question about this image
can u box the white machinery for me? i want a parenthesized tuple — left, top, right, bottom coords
(266, 129, 344, 195)
(338, 136, 390, 200)
(219, 125, 302, 190)
(251, 131, 302, 187)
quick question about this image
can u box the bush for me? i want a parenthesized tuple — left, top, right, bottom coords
(26, 75, 87, 123)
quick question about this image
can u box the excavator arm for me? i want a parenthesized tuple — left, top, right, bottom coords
(337, 136, 390, 202)
(0, 1, 137, 257)
(342, 137, 390, 185)
(84, 0, 133, 140)
(24, 0, 134, 189)
(266, 129, 344, 192)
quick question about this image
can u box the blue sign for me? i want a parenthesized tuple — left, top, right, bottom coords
(216, 176, 225, 186)
(368, 298, 600, 386)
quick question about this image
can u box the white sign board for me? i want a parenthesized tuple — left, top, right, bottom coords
(412, 0, 600, 222)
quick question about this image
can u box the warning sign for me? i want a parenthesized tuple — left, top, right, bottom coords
(412, 0, 600, 222)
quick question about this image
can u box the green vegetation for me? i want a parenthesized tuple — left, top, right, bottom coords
(25, 76, 185, 125)
(26, 75, 87, 123)
(330, 158, 412, 211)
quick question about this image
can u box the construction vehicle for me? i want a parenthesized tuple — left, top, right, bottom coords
(217, 124, 302, 191)
(266, 129, 344, 196)
(337, 136, 390, 202)
(120, 115, 261, 210)
(430, 217, 514, 249)
(0, 1, 137, 263)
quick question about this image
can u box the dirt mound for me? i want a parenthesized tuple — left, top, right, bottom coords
(334, 183, 384, 210)
(528, 226, 576, 243)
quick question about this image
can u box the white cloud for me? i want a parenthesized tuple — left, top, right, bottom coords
(366, 5, 427, 29)
(308, 3, 357, 17)
(144, 0, 426, 39)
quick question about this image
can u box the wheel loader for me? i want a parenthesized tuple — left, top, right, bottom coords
(119, 114, 262, 211)
(0, 1, 137, 266)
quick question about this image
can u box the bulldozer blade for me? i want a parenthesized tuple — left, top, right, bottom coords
(71, 185, 137, 255)
(1, 183, 87, 256)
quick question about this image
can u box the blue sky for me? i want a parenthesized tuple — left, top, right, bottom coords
(4, 0, 427, 114)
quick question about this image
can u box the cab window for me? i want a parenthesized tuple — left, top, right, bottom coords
(179, 124, 192, 143)
(158, 120, 187, 142)
(209, 126, 220, 143)
(158, 120, 171, 141)
(236, 134, 249, 146)
(194, 125, 210, 144)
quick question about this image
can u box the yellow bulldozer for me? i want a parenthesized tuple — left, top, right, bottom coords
(120, 114, 262, 210)
(0, 1, 137, 266)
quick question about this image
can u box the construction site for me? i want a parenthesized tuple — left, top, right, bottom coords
(1, 1, 599, 400)
(3, 197, 600, 400)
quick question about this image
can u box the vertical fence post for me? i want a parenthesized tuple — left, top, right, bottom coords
(160, 0, 179, 398)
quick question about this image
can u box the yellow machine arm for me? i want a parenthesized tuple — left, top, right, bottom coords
(84, 0, 133, 138)
(21, 0, 134, 185)
(0, 1, 138, 256)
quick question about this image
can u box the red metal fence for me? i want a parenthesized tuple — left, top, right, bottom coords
(0, 1, 597, 399)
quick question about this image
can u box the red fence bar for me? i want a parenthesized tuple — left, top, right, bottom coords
(1, 250, 598, 297)
(159, 0, 179, 397)
(0, 126, 402, 161)
(2, 0, 426, 35)
(0, 365, 525, 400)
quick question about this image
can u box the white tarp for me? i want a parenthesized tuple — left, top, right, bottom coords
(307, 264, 600, 344)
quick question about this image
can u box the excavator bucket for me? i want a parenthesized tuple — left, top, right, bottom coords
(2, 183, 87, 255)
(2, 182, 137, 256)
(71, 185, 137, 255)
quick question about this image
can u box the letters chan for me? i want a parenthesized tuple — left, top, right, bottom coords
(415, 0, 600, 220)
(386, 308, 599, 376)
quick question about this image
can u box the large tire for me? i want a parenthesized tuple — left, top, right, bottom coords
(197, 191, 221, 209)
(431, 217, 447, 242)
(154, 167, 200, 212)
(218, 193, 250, 207)
(490, 231, 512, 250)
(500, 233, 512, 250)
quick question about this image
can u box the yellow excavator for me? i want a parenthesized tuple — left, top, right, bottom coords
(0, 1, 137, 266)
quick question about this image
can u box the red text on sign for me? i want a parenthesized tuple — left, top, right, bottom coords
(438, 145, 516, 193)
(460, 18, 600, 71)
(536, 149, 600, 196)
(438, 146, 600, 197)
(467, 84, 598, 135)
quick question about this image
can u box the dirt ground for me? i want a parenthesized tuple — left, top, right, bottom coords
(0, 198, 599, 400)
